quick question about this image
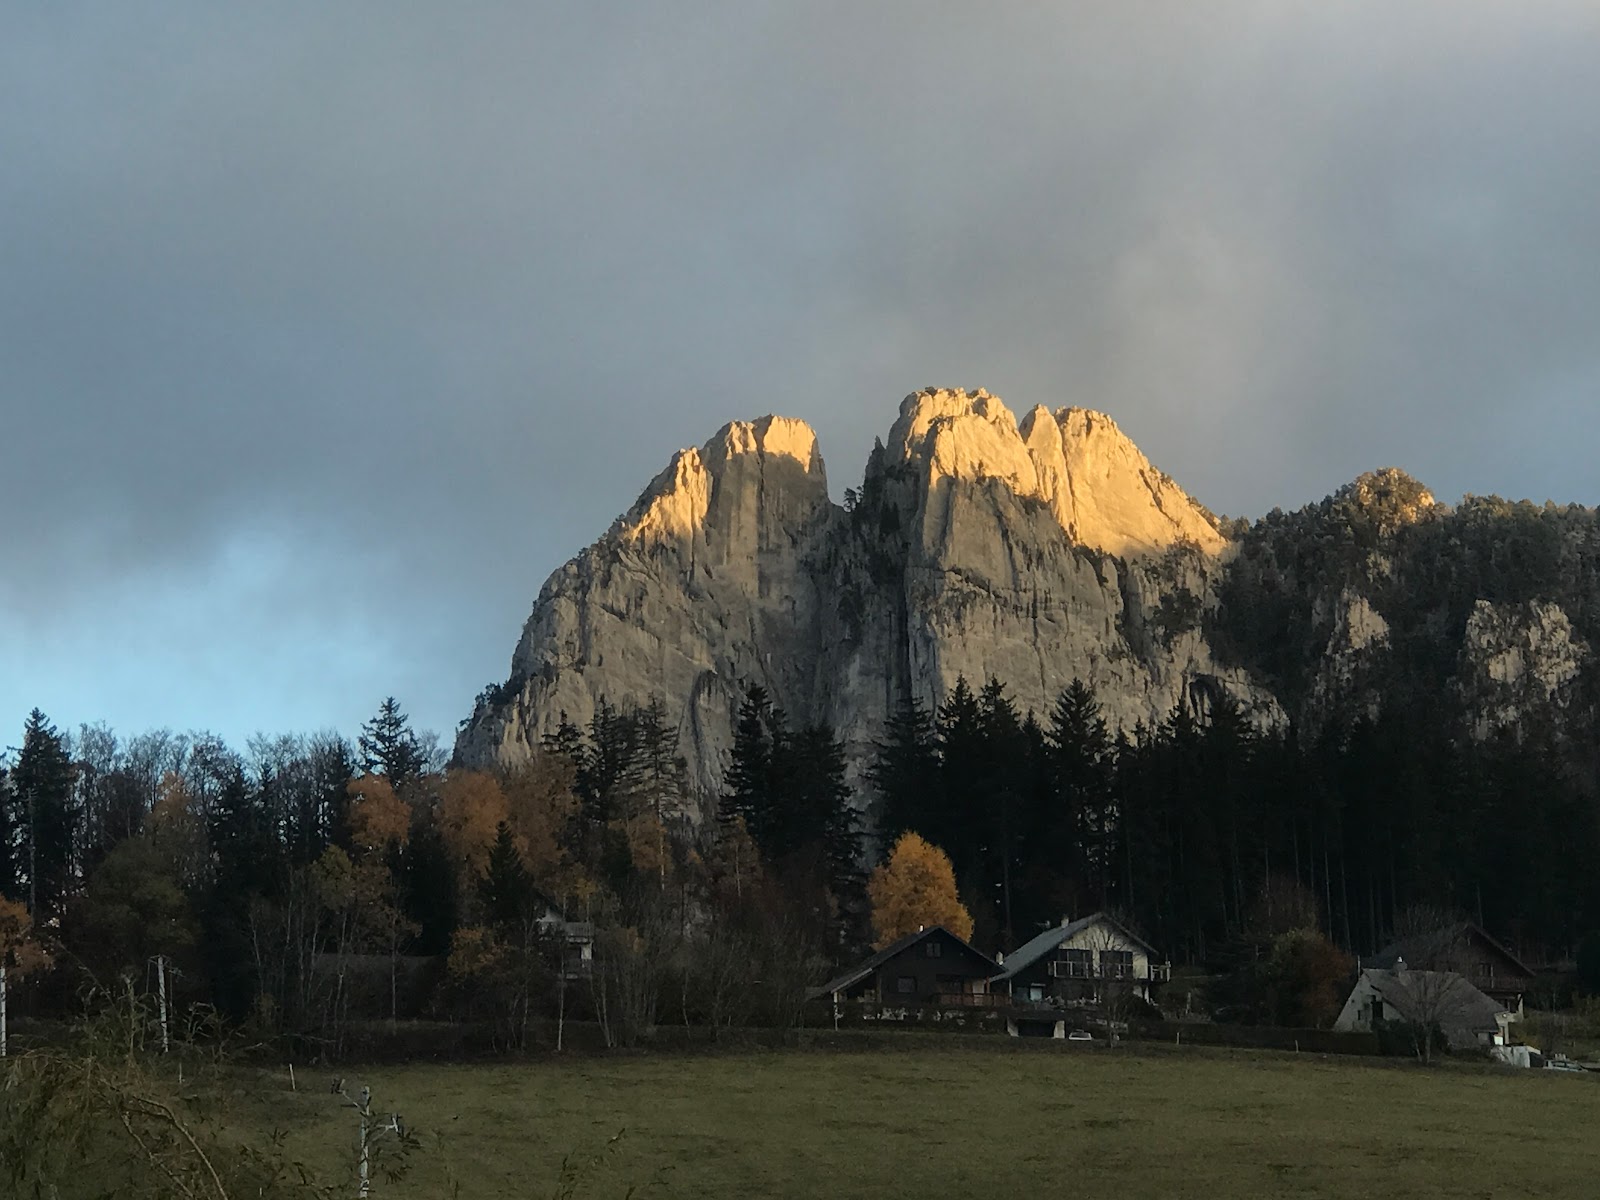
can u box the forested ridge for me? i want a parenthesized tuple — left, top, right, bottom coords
(4, 474, 1600, 1040)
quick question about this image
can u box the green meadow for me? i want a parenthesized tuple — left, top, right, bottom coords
(218, 1039, 1598, 1199)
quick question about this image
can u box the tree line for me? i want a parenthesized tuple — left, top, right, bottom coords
(0, 696, 857, 1051)
(4, 651, 1596, 1047)
(867, 672, 1600, 979)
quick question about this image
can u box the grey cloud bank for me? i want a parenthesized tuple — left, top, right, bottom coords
(3, 3, 1598, 748)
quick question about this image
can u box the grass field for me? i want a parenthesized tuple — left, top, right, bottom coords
(226, 1037, 1599, 1199)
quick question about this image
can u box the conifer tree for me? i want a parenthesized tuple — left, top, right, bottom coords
(1046, 679, 1115, 908)
(932, 676, 983, 861)
(480, 822, 535, 929)
(9, 710, 77, 921)
(635, 698, 686, 827)
(0, 765, 13, 900)
(584, 698, 643, 825)
(868, 695, 939, 844)
(719, 685, 777, 842)
(358, 697, 425, 786)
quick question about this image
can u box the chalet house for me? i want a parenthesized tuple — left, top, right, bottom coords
(1333, 966, 1517, 1050)
(992, 913, 1170, 1007)
(809, 926, 999, 1011)
(1367, 922, 1533, 1009)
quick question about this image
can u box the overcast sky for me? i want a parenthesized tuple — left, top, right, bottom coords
(4, 3, 1598, 753)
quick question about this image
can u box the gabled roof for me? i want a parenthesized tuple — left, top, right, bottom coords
(808, 926, 998, 1000)
(1359, 968, 1508, 1031)
(1370, 922, 1535, 979)
(991, 912, 1160, 983)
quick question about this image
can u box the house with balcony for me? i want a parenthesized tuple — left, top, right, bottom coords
(808, 925, 1000, 1014)
(992, 913, 1169, 1009)
(1367, 922, 1532, 1010)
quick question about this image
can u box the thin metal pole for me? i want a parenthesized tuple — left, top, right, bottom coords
(1, 963, 8, 1058)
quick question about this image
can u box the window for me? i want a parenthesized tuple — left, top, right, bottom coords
(1099, 949, 1134, 979)
(896, 975, 916, 995)
(925, 941, 943, 958)
(1062, 949, 1093, 978)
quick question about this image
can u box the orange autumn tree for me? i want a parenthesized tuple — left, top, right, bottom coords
(0, 896, 50, 979)
(0, 896, 50, 1056)
(499, 756, 580, 886)
(867, 832, 973, 949)
(347, 774, 413, 854)
(438, 770, 513, 880)
(442, 760, 587, 897)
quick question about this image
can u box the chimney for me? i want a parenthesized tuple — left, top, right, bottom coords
(1395, 956, 1407, 973)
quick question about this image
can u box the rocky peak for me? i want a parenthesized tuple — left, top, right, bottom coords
(885, 387, 1226, 558)
(1331, 468, 1439, 537)
(614, 414, 830, 552)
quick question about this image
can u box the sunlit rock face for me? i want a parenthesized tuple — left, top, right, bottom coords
(1458, 600, 1589, 738)
(456, 389, 1277, 813)
(886, 388, 1228, 558)
(459, 415, 835, 804)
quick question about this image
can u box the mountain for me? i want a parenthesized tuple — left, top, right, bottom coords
(456, 387, 1598, 815)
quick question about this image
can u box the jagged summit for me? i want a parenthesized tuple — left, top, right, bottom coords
(884, 387, 1227, 558)
(615, 414, 827, 548)
(461, 387, 1270, 803)
(460, 384, 1596, 820)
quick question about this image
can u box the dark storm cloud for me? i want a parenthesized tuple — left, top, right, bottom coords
(4, 3, 1599, 744)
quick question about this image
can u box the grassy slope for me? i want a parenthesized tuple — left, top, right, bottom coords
(245, 1041, 1598, 1199)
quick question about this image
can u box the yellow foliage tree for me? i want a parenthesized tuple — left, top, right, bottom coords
(347, 774, 413, 854)
(0, 896, 50, 977)
(500, 755, 580, 882)
(867, 832, 973, 949)
(145, 773, 211, 890)
(438, 770, 512, 878)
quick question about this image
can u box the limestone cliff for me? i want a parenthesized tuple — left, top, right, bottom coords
(456, 387, 1597, 813)
(456, 389, 1275, 809)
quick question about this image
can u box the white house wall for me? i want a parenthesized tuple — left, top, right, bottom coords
(1055, 922, 1152, 980)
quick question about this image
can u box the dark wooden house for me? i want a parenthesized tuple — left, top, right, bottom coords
(1368, 922, 1534, 1008)
(809, 926, 999, 1010)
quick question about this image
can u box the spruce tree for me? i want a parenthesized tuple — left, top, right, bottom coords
(977, 678, 1028, 946)
(720, 685, 776, 843)
(1046, 679, 1114, 909)
(10, 710, 77, 920)
(635, 698, 686, 827)
(868, 695, 939, 844)
(0, 765, 14, 900)
(933, 676, 983, 857)
(541, 713, 593, 819)
(481, 822, 534, 930)
(404, 818, 459, 956)
(359, 697, 425, 785)
(209, 761, 280, 898)
(585, 698, 644, 825)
